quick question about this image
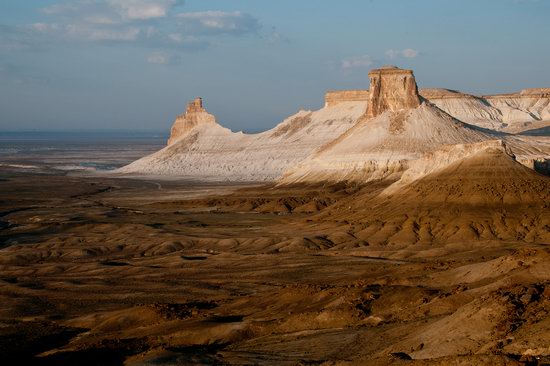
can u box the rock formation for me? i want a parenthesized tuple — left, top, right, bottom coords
(424, 89, 550, 132)
(325, 90, 369, 107)
(316, 143, 550, 245)
(279, 103, 491, 184)
(365, 66, 421, 119)
(118, 100, 366, 181)
(120, 66, 550, 183)
(279, 67, 550, 184)
(324, 86, 550, 134)
(167, 97, 216, 146)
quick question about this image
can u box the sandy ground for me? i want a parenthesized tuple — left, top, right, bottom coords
(1, 168, 549, 365)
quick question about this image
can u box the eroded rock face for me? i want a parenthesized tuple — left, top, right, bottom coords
(365, 66, 421, 119)
(167, 97, 217, 145)
(325, 90, 369, 107)
(122, 66, 550, 182)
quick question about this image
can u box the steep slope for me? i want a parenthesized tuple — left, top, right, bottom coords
(119, 66, 549, 182)
(316, 146, 550, 247)
(280, 70, 550, 184)
(486, 89, 550, 132)
(326, 88, 550, 134)
(118, 100, 366, 181)
(365, 66, 421, 118)
(280, 100, 491, 184)
(423, 88, 550, 133)
(420, 89, 504, 130)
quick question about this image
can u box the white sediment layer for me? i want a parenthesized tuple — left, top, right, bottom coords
(118, 69, 550, 183)
(118, 102, 366, 181)
(280, 103, 492, 183)
(422, 88, 550, 133)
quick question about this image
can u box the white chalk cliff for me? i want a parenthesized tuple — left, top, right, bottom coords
(421, 88, 550, 133)
(282, 68, 482, 183)
(119, 99, 366, 181)
(119, 66, 550, 183)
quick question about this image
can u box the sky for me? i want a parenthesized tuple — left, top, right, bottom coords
(1, 0, 550, 132)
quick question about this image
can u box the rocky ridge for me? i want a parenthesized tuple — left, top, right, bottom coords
(118, 101, 366, 181)
(120, 66, 549, 183)
(325, 86, 550, 133)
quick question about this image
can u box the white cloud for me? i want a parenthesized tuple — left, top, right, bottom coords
(386, 48, 420, 60)
(402, 48, 419, 58)
(84, 16, 119, 25)
(41, 2, 83, 15)
(62, 23, 139, 41)
(340, 55, 373, 73)
(167, 32, 182, 43)
(106, 0, 178, 20)
(147, 51, 172, 64)
(41, 0, 180, 22)
(30, 23, 60, 32)
(176, 11, 261, 35)
(0, 24, 48, 51)
(3, 0, 262, 60)
(32, 2, 260, 46)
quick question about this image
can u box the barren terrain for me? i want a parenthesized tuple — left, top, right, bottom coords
(1, 168, 549, 365)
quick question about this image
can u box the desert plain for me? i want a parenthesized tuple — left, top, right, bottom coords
(1, 66, 550, 365)
(1, 161, 550, 365)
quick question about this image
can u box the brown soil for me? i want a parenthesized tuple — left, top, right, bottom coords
(1, 164, 549, 365)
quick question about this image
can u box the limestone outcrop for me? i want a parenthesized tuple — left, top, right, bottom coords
(279, 103, 491, 184)
(365, 66, 421, 119)
(167, 97, 216, 146)
(323, 86, 550, 134)
(120, 66, 549, 183)
(325, 90, 369, 107)
(519, 88, 550, 96)
(418, 88, 549, 132)
(118, 101, 366, 181)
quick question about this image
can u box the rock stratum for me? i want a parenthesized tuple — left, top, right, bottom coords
(166, 97, 216, 146)
(120, 101, 364, 181)
(5, 69, 550, 365)
(365, 66, 421, 119)
(119, 66, 550, 184)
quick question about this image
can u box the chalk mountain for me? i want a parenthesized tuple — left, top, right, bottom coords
(119, 66, 550, 184)
(119, 98, 365, 181)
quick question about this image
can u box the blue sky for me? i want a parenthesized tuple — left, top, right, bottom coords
(1, 0, 549, 132)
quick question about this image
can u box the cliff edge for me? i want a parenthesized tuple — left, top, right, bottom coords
(167, 97, 217, 146)
(365, 66, 421, 119)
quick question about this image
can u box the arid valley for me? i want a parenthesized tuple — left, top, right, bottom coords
(4, 2, 550, 365)
(2, 168, 549, 365)
(2, 64, 550, 365)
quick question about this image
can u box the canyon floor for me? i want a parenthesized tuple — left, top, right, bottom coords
(1, 170, 550, 365)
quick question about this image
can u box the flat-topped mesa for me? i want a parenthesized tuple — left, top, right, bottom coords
(185, 97, 205, 113)
(324, 90, 369, 107)
(519, 88, 550, 97)
(365, 66, 421, 119)
(167, 97, 217, 146)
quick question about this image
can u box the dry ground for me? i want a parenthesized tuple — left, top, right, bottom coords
(0, 167, 549, 365)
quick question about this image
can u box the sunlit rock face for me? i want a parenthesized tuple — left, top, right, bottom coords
(365, 66, 421, 119)
(420, 88, 550, 132)
(120, 66, 549, 183)
(119, 97, 366, 181)
(324, 90, 370, 107)
(167, 97, 216, 146)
